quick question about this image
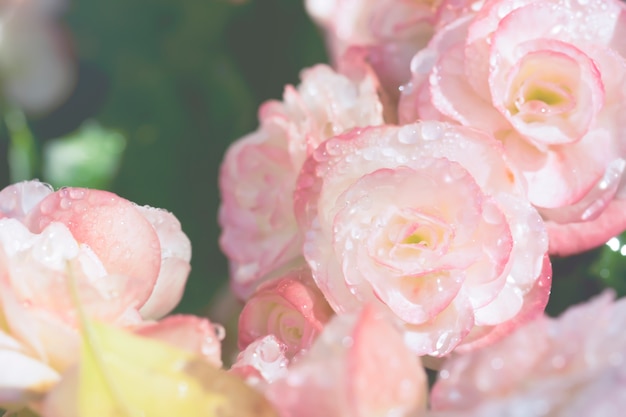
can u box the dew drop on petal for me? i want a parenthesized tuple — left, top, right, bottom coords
(68, 189, 86, 200)
(59, 198, 72, 210)
(342, 336, 354, 348)
(420, 121, 443, 141)
(398, 126, 419, 144)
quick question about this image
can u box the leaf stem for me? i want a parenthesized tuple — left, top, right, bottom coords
(65, 262, 134, 416)
(5, 108, 38, 182)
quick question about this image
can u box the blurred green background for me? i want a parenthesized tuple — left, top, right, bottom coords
(0, 0, 326, 314)
(1, 0, 624, 318)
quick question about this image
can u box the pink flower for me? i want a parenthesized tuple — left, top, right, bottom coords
(0, 180, 198, 407)
(238, 267, 334, 359)
(219, 64, 384, 299)
(399, 0, 626, 255)
(306, 0, 439, 101)
(295, 121, 551, 356)
(265, 304, 428, 417)
(430, 291, 626, 416)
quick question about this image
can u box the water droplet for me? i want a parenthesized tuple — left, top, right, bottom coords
(39, 198, 56, 215)
(420, 121, 443, 141)
(398, 126, 419, 144)
(490, 357, 504, 370)
(68, 189, 86, 200)
(362, 148, 376, 161)
(342, 336, 354, 348)
(326, 140, 342, 156)
(59, 199, 72, 210)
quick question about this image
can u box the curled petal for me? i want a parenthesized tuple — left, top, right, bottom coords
(0, 180, 53, 220)
(547, 199, 626, 256)
(136, 206, 192, 319)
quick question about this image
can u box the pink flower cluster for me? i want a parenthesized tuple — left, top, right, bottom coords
(4, 0, 626, 414)
(217, 0, 626, 414)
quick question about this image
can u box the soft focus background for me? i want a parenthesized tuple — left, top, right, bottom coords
(1, 0, 623, 317)
(0, 0, 326, 314)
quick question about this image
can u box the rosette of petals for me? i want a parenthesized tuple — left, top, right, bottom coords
(399, 0, 626, 255)
(238, 267, 334, 359)
(219, 64, 384, 299)
(295, 121, 551, 356)
(0, 180, 196, 409)
(265, 305, 428, 417)
(306, 0, 439, 101)
(429, 291, 626, 417)
(0, 0, 75, 114)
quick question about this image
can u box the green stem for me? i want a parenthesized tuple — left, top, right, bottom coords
(5, 108, 38, 182)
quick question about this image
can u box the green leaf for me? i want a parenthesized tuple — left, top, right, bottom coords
(589, 233, 626, 297)
(42, 122, 126, 189)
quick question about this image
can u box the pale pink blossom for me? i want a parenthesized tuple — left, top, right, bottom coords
(238, 267, 334, 359)
(429, 291, 626, 417)
(0, 0, 75, 114)
(265, 304, 428, 417)
(399, 0, 626, 255)
(219, 64, 384, 299)
(0, 180, 196, 408)
(306, 0, 439, 101)
(295, 121, 551, 356)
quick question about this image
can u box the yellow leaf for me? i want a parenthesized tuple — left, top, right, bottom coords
(45, 320, 278, 417)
